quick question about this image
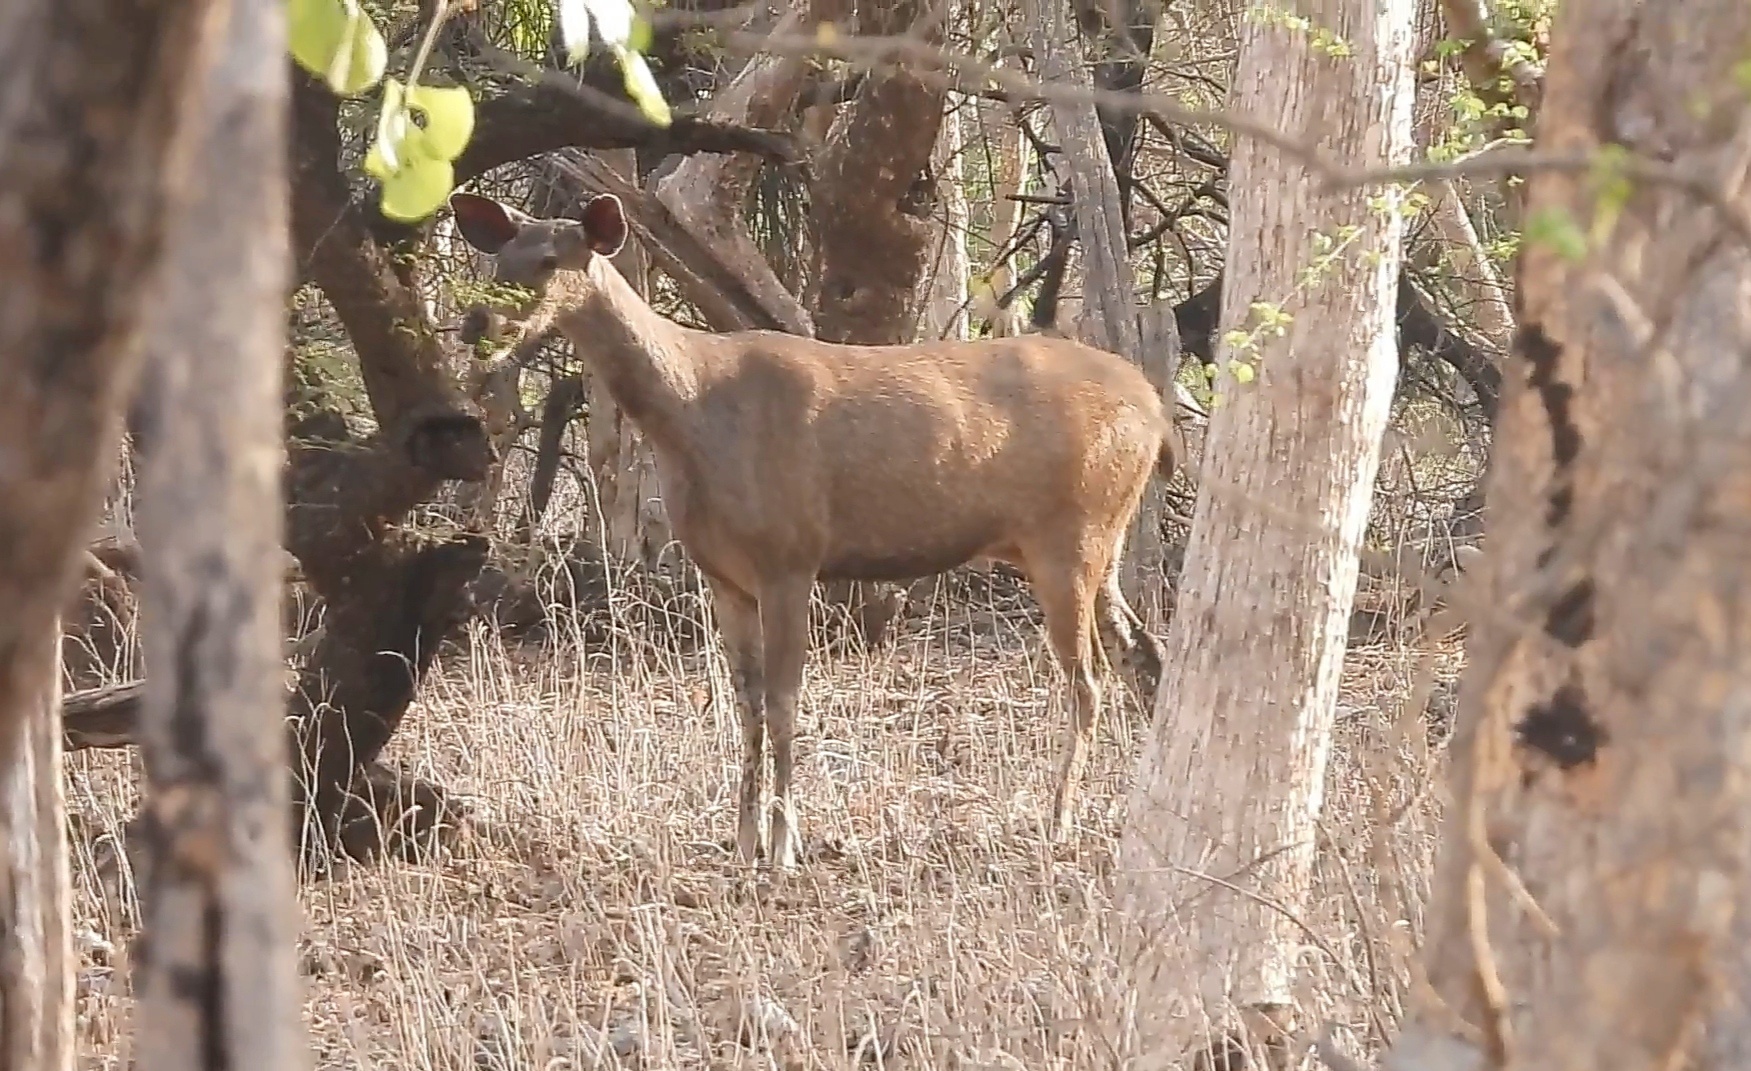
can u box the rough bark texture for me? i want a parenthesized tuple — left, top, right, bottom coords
(1029, 0, 1140, 360)
(0, 0, 223, 773)
(1115, 0, 1417, 1063)
(0, 626, 72, 1071)
(128, 1, 305, 1062)
(808, 0, 947, 345)
(0, 1, 226, 1061)
(1382, 3, 1751, 1069)
(975, 102, 1034, 338)
(920, 104, 971, 342)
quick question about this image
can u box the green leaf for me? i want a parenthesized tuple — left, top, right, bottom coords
(366, 79, 474, 174)
(615, 45, 671, 125)
(405, 83, 475, 159)
(1736, 58, 1751, 96)
(288, 0, 348, 78)
(557, 0, 593, 63)
(380, 156, 456, 222)
(288, 0, 385, 95)
(1230, 360, 1256, 385)
(332, 5, 387, 95)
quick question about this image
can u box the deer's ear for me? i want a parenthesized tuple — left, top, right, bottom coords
(579, 195, 629, 257)
(449, 192, 527, 254)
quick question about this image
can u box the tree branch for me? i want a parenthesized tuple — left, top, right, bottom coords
(456, 74, 800, 186)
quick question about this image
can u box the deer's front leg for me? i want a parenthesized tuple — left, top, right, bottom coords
(758, 574, 812, 871)
(707, 577, 766, 865)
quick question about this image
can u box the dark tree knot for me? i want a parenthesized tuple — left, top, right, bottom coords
(1516, 681, 1608, 769)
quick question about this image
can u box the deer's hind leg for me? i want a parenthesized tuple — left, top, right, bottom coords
(1025, 538, 1106, 843)
(707, 576, 767, 865)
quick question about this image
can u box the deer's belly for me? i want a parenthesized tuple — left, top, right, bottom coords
(818, 532, 1007, 583)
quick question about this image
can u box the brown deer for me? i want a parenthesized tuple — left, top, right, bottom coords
(449, 191, 1178, 869)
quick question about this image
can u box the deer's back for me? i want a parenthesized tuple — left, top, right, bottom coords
(679, 333, 1168, 582)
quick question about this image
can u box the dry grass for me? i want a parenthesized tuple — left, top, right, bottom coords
(62, 567, 1458, 1071)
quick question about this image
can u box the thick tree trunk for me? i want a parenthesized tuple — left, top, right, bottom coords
(127, 0, 305, 1064)
(1115, 0, 1417, 1064)
(1382, 3, 1751, 1069)
(0, 625, 73, 1071)
(0, 1, 226, 1062)
(287, 68, 493, 860)
(808, 0, 946, 346)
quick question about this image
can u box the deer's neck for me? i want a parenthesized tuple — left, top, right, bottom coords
(556, 262, 700, 440)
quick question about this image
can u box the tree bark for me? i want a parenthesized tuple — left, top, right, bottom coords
(0, 625, 73, 1071)
(287, 65, 496, 859)
(520, 374, 586, 540)
(808, 0, 947, 345)
(919, 103, 971, 342)
(0, 2, 226, 1062)
(1115, 0, 1417, 1064)
(128, 0, 306, 1064)
(1380, 3, 1751, 1069)
(975, 102, 1035, 338)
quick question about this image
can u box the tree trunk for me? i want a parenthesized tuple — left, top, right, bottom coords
(1114, 0, 1417, 1064)
(287, 68, 493, 860)
(0, 1, 226, 1062)
(519, 374, 585, 540)
(807, 0, 946, 346)
(1381, 3, 1751, 1069)
(127, 0, 305, 1063)
(919, 103, 970, 342)
(0, 625, 73, 1071)
(975, 101, 1034, 338)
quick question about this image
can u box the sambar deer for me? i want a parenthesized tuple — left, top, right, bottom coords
(450, 191, 1179, 869)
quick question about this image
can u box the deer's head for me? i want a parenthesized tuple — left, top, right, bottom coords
(449, 192, 630, 349)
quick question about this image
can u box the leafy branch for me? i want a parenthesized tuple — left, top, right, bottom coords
(287, 0, 671, 222)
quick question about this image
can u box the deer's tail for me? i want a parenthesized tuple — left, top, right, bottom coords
(1156, 436, 1179, 482)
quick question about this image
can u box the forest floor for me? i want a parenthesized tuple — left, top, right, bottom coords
(63, 587, 1460, 1071)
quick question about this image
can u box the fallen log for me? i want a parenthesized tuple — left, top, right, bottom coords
(62, 681, 142, 750)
